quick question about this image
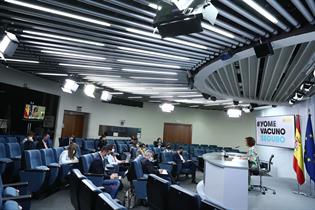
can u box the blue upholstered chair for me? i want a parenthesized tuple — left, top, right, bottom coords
(95, 193, 127, 210)
(0, 144, 12, 175)
(53, 147, 74, 181)
(40, 149, 60, 185)
(159, 151, 176, 173)
(79, 154, 104, 186)
(200, 199, 226, 210)
(73, 138, 83, 149)
(19, 150, 48, 193)
(0, 139, 6, 144)
(5, 143, 21, 179)
(4, 137, 17, 144)
(82, 140, 96, 154)
(167, 185, 200, 210)
(78, 179, 103, 210)
(69, 169, 86, 210)
(130, 156, 147, 200)
(147, 174, 170, 210)
(0, 176, 31, 210)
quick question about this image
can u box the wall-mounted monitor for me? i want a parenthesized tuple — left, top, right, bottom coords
(23, 104, 46, 120)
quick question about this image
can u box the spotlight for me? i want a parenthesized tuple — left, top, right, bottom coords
(272, 105, 277, 108)
(202, 2, 219, 25)
(300, 82, 313, 92)
(84, 84, 95, 98)
(61, 79, 79, 94)
(289, 99, 296, 105)
(100, 91, 112, 102)
(0, 31, 19, 57)
(233, 101, 239, 105)
(227, 108, 242, 118)
(293, 92, 304, 101)
(210, 96, 216, 101)
(159, 103, 175, 113)
(242, 107, 251, 113)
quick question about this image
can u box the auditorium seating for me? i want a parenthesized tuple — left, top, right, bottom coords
(40, 149, 60, 185)
(53, 147, 74, 181)
(0, 176, 31, 210)
(20, 150, 48, 193)
(147, 174, 170, 210)
(79, 153, 104, 186)
(69, 169, 86, 210)
(200, 199, 226, 210)
(0, 144, 12, 175)
(167, 185, 200, 210)
(4, 137, 17, 144)
(5, 143, 21, 179)
(82, 140, 96, 154)
(130, 156, 147, 200)
(78, 179, 102, 210)
(95, 193, 126, 210)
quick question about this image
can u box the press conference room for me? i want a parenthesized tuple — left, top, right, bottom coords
(0, 0, 315, 210)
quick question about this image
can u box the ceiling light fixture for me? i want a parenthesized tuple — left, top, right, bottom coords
(23, 30, 104, 46)
(227, 108, 242, 118)
(62, 79, 79, 94)
(84, 84, 96, 98)
(100, 90, 112, 101)
(201, 23, 235, 39)
(150, 95, 173, 98)
(243, 0, 278, 24)
(109, 92, 123, 95)
(1, 58, 39, 63)
(59, 63, 113, 70)
(118, 46, 190, 60)
(0, 31, 19, 57)
(42, 50, 106, 60)
(177, 94, 202, 98)
(121, 68, 178, 75)
(130, 76, 178, 81)
(79, 74, 120, 77)
(5, 0, 111, 26)
(159, 103, 175, 113)
(117, 59, 181, 69)
(128, 96, 143, 99)
(148, 3, 162, 10)
(37, 72, 68, 76)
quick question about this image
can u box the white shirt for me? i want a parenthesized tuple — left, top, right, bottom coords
(107, 154, 118, 165)
(179, 154, 185, 163)
(59, 150, 79, 164)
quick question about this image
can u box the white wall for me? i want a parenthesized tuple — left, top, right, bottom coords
(0, 65, 255, 150)
(257, 96, 315, 179)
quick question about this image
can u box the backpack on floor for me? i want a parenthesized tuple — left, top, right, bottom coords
(124, 188, 136, 208)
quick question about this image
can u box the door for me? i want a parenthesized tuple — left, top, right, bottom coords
(61, 113, 85, 137)
(163, 122, 192, 144)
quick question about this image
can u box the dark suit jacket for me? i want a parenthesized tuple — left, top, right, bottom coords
(89, 153, 110, 179)
(173, 153, 185, 164)
(23, 140, 35, 150)
(36, 140, 49, 149)
(141, 158, 159, 175)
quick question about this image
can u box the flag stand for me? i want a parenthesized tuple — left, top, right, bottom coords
(309, 178, 315, 198)
(292, 184, 308, 196)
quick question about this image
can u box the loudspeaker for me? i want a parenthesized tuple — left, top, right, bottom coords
(202, 93, 210, 100)
(0, 32, 19, 57)
(254, 42, 274, 58)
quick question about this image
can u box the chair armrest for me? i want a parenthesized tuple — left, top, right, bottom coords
(84, 173, 105, 177)
(24, 168, 49, 172)
(3, 194, 32, 201)
(4, 182, 28, 188)
(11, 157, 21, 161)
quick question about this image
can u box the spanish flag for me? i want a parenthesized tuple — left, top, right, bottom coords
(293, 115, 305, 185)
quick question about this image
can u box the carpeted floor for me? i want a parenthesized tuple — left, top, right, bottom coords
(32, 171, 315, 210)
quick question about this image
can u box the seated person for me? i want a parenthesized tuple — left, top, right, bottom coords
(23, 131, 36, 150)
(37, 133, 51, 149)
(106, 144, 129, 175)
(136, 143, 146, 157)
(59, 143, 79, 164)
(141, 150, 175, 183)
(164, 143, 172, 152)
(98, 132, 108, 150)
(89, 146, 121, 198)
(173, 147, 197, 184)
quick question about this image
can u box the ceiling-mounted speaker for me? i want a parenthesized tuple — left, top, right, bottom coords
(254, 42, 274, 58)
(202, 93, 210, 100)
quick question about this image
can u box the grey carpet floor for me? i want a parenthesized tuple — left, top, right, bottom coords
(32, 171, 315, 210)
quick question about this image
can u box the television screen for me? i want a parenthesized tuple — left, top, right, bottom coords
(23, 104, 46, 120)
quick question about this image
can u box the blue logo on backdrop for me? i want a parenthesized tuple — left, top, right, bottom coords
(260, 135, 285, 143)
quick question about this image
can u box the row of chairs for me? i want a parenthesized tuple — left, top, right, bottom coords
(147, 174, 225, 210)
(70, 169, 126, 210)
(0, 174, 31, 210)
(20, 147, 76, 194)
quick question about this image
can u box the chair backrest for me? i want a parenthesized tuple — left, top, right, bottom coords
(40, 148, 57, 165)
(161, 151, 174, 162)
(53, 147, 65, 162)
(95, 193, 127, 210)
(200, 199, 226, 210)
(0, 137, 6, 144)
(0, 143, 7, 158)
(24, 150, 44, 169)
(167, 185, 200, 210)
(69, 169, 86, 210)
(132, 156, 144, 179)
(194, 148, 205, 157)
(5, 136, 17, 143)
(267, 154, 275, 172)
(78, 179, 102, 210)
(117, 144, 129, 154)
(5, 143, 21, 158)
(83, 140, 95, 150)
(80, 154, 94, 173)
(147, 174, 170, 210)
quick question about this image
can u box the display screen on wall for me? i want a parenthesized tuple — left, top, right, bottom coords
(23, 104, 46, 120)
(99, 125, 141, 138)
(256, 115, 295, 149)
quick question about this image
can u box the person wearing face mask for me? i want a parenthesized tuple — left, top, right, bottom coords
(59, 142, 79, 164)
(23, 131, 36, 150)
(173, 147, 197, 184)
(106, 144, 129, 176)
(140, 150, 176, 183)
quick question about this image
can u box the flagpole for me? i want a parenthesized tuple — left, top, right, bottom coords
(310, 176, 312, 196)
(293, 183, 308, 196)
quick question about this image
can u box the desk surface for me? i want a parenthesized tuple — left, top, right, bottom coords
(203, 152, 248, 169)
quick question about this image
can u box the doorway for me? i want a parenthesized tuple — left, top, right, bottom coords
(163, 122, 192, 145)
(61, 111, 87, 138)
